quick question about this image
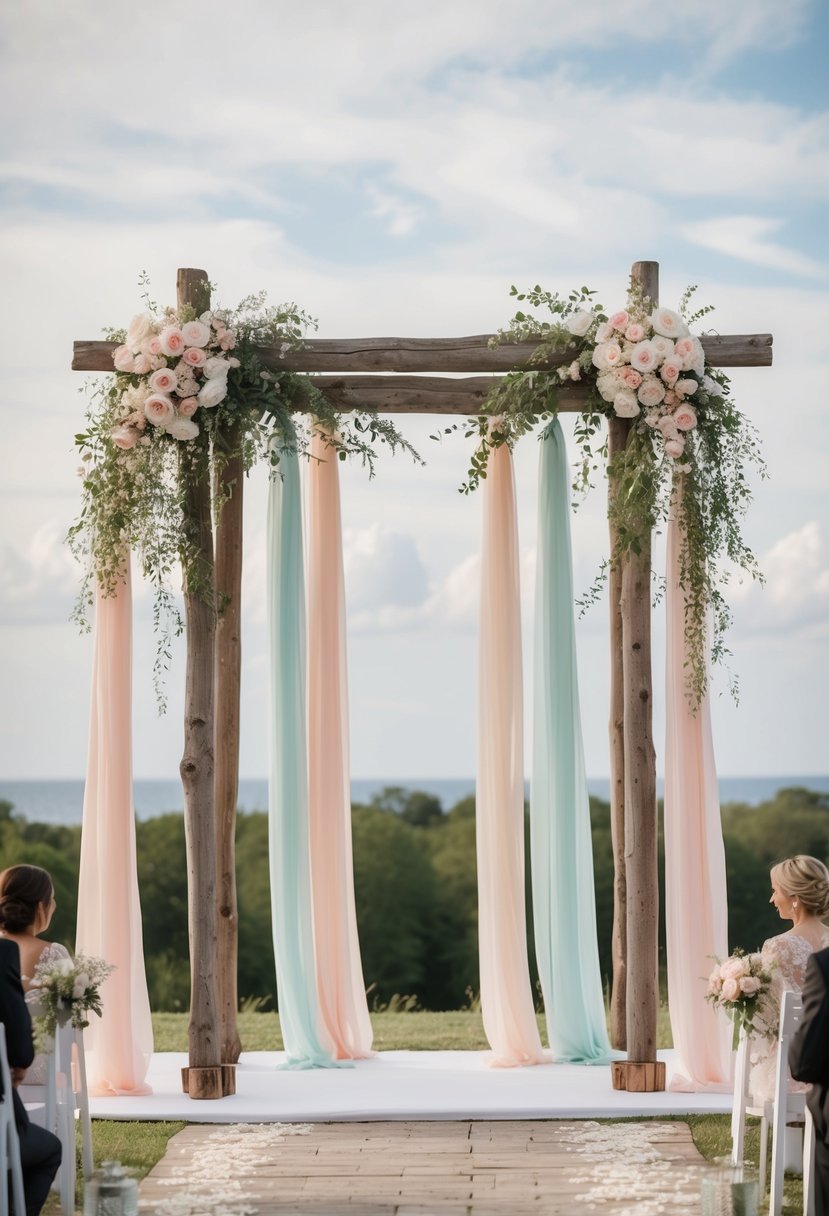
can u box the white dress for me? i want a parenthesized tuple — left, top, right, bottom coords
(749, 930, 829, 1103)
(23, 940, 72, 1084)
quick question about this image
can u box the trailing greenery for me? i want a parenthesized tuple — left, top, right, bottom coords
(450, 279, 765, 706)
(68, 281, 420, 707)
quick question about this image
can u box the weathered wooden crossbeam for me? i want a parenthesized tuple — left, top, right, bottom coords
(72, 331, 772, 374)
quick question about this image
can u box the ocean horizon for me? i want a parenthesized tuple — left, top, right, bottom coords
(0, 775, 827, 825)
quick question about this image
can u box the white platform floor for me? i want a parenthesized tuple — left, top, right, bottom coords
(88, 1050, 734, 1123)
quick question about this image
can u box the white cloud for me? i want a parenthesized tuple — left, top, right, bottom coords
(684, 216, 826, 278)
(730, 521, 829, 637)
(0, 521, 79, 624)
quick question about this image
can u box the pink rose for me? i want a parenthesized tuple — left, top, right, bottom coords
(181, 320, 211, 348)
(609, 310, 630, 331)
(182, 346, 207, 368)
(629, 340, 658, 372)
(159, 326, 185, 357)
(739, 976, 760, 996)
(144, 394, 175, 427)
(664, 436, 685, 460)
(178, 397, 199, 417)
(721, 957, 749, 980)
(657, 414, 679, 439)
(660, 357, 682, 384)
(592, 341, 622, 371)
(111, 425, 139, 449)
(675, 336, 705, 374)
(674, 404, 698, 432)
(149, 367, 178, 394)
(675, 377, 699, 397)
(637, 378, 666, 409)
(620, 367, 642, 389)
(625, 322, 646, 343)
(112, 345, 135, 373)
(147, 336, 163, 356)
(219, 333, 236, 350)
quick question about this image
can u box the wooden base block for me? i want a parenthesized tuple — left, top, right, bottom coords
(181, 1064, 236, 1099)
(611, 1060, 666, 1092)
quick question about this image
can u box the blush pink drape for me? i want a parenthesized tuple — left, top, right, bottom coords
(477, 444, 546, 1068)
(664, 505, 731, 1092)
(75, 563, 153, 1095)
(307, 428, 373, 1059)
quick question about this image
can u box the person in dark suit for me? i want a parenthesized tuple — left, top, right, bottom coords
(790, 945, 829, 1215)
(0, 936, 61, 1216)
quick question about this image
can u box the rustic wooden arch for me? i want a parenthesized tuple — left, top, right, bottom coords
(73, 260, 772, 1099)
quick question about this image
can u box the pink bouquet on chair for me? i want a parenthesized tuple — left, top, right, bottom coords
(28, 953, 115, 1052)
(705, 948, 775, 1049)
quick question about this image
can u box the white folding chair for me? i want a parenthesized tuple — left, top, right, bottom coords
(731, 989, 816, 1216)
(0, 1023, 27, 1216)
(19, 1024, 93, 1216)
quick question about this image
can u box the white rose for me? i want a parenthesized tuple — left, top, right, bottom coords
(613, 389, 640, 418)
(203, 356, 231, 379)
(629, 341, 659, 373)
(637, 378, 666, 409)
(566, 310, 594, 337)
(126, 313, 154, 352)
(166, 415, 200, 441)
(111, 425, 138, 450)
(675, 377, 699, 396)
(198, 378, 228, 409)
(650, 308, 689, 339)
(112, 345, 135, 373)
(596, 371, 618, 402)
(702, 374, 722, 398)
(656, 413, 679, 439)
(674, 404, 698, 432)
(594, 322, 614, 343)
(181, 320, 211, 348)
(144, 394, 176, 427)
(592, 341, 622, 371)
(650, 336, 675, 361)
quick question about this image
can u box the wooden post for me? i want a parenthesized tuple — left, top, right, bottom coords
(214, 425, 243, 1066)
(607, 414, 629, 1051)
(611, 260, 663, 1091)
(176, 268, 225, 1100)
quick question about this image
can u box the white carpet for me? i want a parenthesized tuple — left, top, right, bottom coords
(87, 1050, 733, 1123)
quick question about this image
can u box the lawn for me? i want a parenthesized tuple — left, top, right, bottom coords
(74, 1011, 804, 1216)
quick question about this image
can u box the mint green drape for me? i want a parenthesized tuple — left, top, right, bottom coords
(531, 420, 614, 1064)
(267, 453, 340, 1069)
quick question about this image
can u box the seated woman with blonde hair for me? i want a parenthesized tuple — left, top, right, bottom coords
(751, 854, 829, 1103)
(0, 863, 71, 1083)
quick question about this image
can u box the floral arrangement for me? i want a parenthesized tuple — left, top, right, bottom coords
(69, 279, 419, 704)
(108, 308, 243, 449)
(457, 280, 765, 707)
(28, 952, 115, 1052)
(706, 949, 775, 1050)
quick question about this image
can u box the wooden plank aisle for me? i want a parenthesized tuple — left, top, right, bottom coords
(139, 1119, 709, 1214)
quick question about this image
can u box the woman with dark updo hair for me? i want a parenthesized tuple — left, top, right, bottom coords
(0, 864, 71, 1083)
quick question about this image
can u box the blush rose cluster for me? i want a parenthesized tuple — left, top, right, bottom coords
(705, 949, 775, 1048)
(110, 310, 241, 449)
(559, 302, 724, 464)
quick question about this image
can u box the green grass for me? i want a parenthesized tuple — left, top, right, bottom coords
(67, 1011, 800, 1215)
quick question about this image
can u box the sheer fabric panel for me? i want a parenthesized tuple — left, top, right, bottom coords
(76, 562, 153, 1095)
(664, 503, 731, 1092)
(477, 443, 546, 1068)
(307, 428, 373, 1059)
(531, 421, 614, 1063)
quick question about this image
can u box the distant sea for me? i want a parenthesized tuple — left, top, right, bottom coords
(0, 775, 827, 825)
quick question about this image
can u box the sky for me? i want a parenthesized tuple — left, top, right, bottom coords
(0, 0, 827, 782)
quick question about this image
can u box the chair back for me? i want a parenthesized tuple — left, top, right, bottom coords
(769, 989, 814, 1216)
(0, 1022, 27, 1216)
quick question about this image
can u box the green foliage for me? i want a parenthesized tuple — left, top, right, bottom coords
(1, 784, 826, 1014)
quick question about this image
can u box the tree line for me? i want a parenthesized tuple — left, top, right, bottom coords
(0, 785, 826, 1011)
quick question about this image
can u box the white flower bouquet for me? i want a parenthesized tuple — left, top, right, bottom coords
(28, 952, 115, 1052)
(705, 948, 775, 1050)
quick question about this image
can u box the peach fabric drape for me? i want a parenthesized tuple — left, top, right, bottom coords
(306, 428, 372, 1059)
(664, 503, 731, 1092)
(76, 562, 153, 1095)
(477, 443, 546, 1068)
